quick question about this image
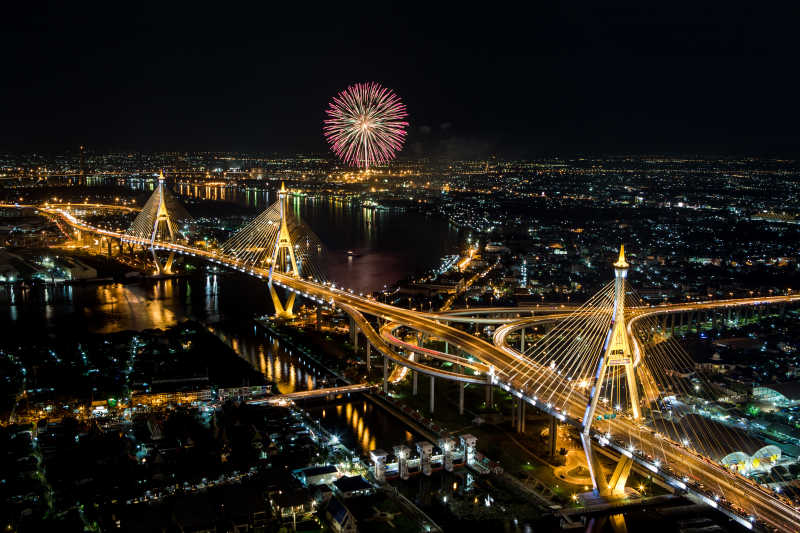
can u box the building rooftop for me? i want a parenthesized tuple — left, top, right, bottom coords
(756, 382, 800, 402)
(333, 475, 372, 493)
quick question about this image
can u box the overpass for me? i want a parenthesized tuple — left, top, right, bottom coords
(7, 185, 800, 532)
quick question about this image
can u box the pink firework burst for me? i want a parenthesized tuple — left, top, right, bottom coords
(324, 82, 409, 169)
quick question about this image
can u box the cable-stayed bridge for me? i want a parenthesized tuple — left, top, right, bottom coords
(5, 180, 800, 532)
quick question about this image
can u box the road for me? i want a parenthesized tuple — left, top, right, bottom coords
(15, 202, 800, 532)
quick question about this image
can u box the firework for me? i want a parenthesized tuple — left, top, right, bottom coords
(324, 82, 409, 169)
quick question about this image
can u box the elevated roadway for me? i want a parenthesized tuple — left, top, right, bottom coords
(12, 202, 800, 532)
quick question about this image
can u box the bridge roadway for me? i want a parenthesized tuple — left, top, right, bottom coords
(431, 305, 577, 324)
(18, 203, 800, 532)
(248, 383, 376, 404)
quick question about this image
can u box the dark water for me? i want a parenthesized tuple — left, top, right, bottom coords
(209, 319, 322, 395)
(306, 397, 420, 456)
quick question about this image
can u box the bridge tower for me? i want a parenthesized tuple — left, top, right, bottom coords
(150, 173, 178, 274)
(124, 171, 192, 275)
(580, 245, 640, 496)
(267, 182, 299, 318)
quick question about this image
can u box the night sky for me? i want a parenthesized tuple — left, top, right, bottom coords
(4, 3, 800, 156)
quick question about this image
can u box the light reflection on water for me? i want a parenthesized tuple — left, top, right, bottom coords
(209, 323, 320, 395)
(0, 274, 270, 334)
(310, 398, 419, 456)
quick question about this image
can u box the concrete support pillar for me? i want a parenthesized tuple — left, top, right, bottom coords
(520, 328, 526, 352)
(511, 398, 517, 428)
(366, 343, 371, 374)
(383, 356, 388, 393)
(520, 401, 526, 433)
(412, 370, 418, 396)
(458, 381, 465, 415)
(712, 311, 718, 330)
(780, 304, 786, 318)
(444, 341, 448, 354)
(316, 306, 322, 331)
(609, 455, 634, 495)
(429, 376, 435, 413)
(485, 381, 491, 407)
(549, 415, 557, 457)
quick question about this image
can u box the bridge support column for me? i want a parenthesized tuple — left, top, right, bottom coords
(444, 341, 448, 354)
(580, 433, 608, 495)
(608, 455, 634, 495)
(383, 356, 388, 394)
(316, 306, 322, 330)
(150, 247, 175, 275)
(520, 328, 525, 352)
(412, 371, 418, 396)
(268, 282, 296, 319)
(520, 401, 526, 433)
(458, 382, 465, 415)
(349, 317, 357, 346)
(549, 415, 557, 457)
(780, 303, 786, 318)
(429, 376, 435, 413)
(511, 398, 516, 428)
(485, 380, 491, 407)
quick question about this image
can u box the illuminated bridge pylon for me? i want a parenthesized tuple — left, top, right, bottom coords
(125, 171, 192, 274)
(221, 182, 327, 319)
(580, 245, 640, 496)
